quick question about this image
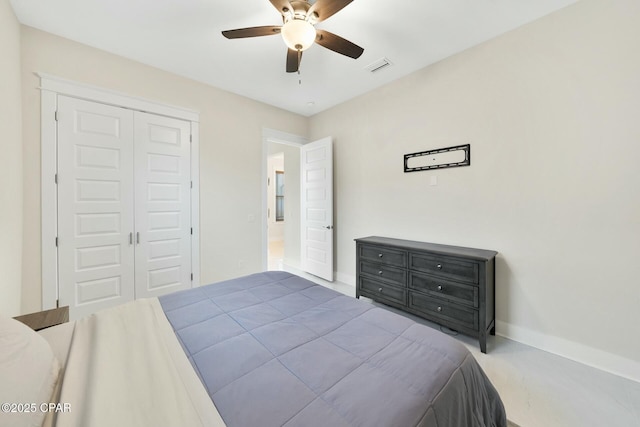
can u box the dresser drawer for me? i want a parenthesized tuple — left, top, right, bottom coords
(409, 272, 478, 308)
(409, 253, 479, 284)
(359, 261, 406, 287)
(408, 292, 478, 331)
(359, 244, 407, 267)
(359, 277, 407, 306)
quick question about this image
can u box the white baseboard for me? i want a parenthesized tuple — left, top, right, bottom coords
(496, 320, 640, 383)
(336, 271, 356, 287)
(282, 264, 356, 287)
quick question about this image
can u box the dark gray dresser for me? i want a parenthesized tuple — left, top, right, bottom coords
(355, 236, 497, 353)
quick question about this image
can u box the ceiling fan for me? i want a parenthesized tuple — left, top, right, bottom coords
(222, 0, 364, 73)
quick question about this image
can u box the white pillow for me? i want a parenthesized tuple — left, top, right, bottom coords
(0, 316, 61, 427)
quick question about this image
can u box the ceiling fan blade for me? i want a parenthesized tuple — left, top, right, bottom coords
(308, 0, 353, 23)
(315, 29, 363, 59)
(268, 0, 294, 15)
(286, 48, 301, 73)
(222, 26, 281, 39)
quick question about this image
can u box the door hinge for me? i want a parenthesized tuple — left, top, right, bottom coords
(55, 237, 58, 247)
(56, 299, 59, 308)
(190, 134, 193, 143)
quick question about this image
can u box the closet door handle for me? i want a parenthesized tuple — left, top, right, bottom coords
(136, 232, 140, 244)
(129, 232, 133, 245)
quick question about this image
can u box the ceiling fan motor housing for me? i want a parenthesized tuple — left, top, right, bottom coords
(283, 1, 315, 22)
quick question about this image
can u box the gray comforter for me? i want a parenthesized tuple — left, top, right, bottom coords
(159, 271, 506, 427)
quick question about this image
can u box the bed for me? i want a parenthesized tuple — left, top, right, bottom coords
(1, 271, 506, 427)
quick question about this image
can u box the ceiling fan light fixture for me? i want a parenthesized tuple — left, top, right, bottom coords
(281, 19, 316, 51)
(222, 0, 363, 73)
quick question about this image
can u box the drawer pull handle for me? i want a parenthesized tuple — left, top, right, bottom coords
(437, 285, 443, 291)
(437, 306, 442, 312)
(436, 264, 442, 269)
(378, 270, 383, 275)
(378, 253, 383, 258)
(378, 287, 383, 293)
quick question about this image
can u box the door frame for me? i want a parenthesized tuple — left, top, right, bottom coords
(261, 128, 307, 271)
(39, 73, 201, 310)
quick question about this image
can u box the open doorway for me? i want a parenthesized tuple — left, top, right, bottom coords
(267, 152, 285, 270)
(262, 129, 307, 271)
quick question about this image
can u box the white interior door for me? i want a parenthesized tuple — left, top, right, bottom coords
(57, 96, 135, 319)
(301, 137, 334, 281)
(134, 112, 192, 298)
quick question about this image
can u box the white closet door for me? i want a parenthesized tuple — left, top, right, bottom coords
(57, 96, 135, 320)
(134, 112, 192, 298)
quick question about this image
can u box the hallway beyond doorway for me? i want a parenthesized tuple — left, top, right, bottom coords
(267, 239, 284, 271)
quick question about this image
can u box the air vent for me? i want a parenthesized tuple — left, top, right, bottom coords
(365, 57, 392, 73)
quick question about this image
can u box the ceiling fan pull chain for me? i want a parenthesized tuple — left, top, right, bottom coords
(298, 48, 302, 84)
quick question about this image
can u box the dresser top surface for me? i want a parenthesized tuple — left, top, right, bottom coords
(355, 236, 497, 261)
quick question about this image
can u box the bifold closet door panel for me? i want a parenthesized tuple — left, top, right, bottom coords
(57, 96, 136, 320)
(133, 112, 192, 299)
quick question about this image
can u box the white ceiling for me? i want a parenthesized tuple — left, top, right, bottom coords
(11, 0, 577, 116)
